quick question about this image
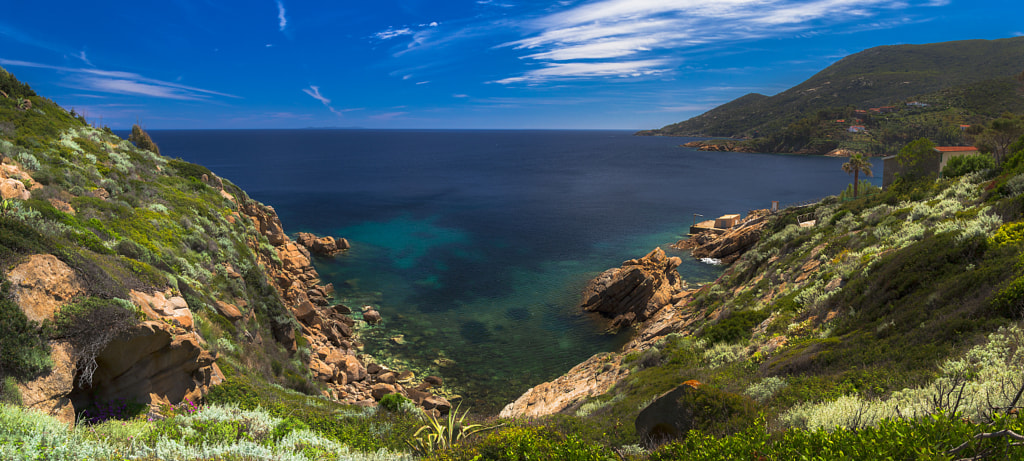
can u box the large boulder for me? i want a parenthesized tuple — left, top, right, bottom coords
(0, 178, 30, 200)
(339, 355, 367, 383)
(634, 382, 757, 447)
(580, 247, 685, 328)
(213, 300, 243, 322)
(129, 290, 194, 329)
(7, 254, 85, 323)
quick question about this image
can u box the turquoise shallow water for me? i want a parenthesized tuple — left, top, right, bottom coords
(149, 129, 881, 411)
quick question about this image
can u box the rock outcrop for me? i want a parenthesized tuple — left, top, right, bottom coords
(674, 210, 769, 264)
(0, 162, 39, 200)
(499, 352, 629, 418)
(295, 232, 351, 256)
(580, 247, 687, 329)
(8, 254, 85, 323)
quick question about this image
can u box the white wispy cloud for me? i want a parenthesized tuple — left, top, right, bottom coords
(0, 59, 238, 100)
(76, 51, 92, 66)
(302, 85, 362, 116)
(494, 59, 670, 84)
(494, 0, 946, 84)
(375, 27, 413, 40)
(276, 0, 288, 31)
(302, 85, 330, 105)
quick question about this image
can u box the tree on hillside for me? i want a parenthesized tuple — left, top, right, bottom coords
(975, 114, 1024, 164)
(897, 138, 936, 169)
(842, 153, 874, 198)
(128, 124, 160, 155)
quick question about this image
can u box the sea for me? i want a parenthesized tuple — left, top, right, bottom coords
(144, 129, 882, 412)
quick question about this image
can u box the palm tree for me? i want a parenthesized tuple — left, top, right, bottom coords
(842, 153, 874, 198)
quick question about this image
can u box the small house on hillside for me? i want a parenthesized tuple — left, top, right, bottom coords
(933, 146, 981, 171)
(848, 125, 866, 133)
(882, 146, 983, 188)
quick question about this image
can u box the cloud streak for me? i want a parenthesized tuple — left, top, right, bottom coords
(276, 0, 288, 31)
(302, 85, 330, 105)
(302, 85, 361, 116)
(495, 0, 947, 84)
(0, 59, 238, 100)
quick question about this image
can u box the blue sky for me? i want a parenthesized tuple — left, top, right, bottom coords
(1, 0, 1021, 129)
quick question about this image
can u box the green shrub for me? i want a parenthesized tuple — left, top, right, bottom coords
(943, 154, 996, 177)
(379, 393, 412, 413)
(701, 310, 770, 345)
(168, 158, 213, 181)
(128, 124, 160, 154)
(0, 278, 51, 379)
(272, 416, 310, 441)
(676, 386, 759, 438)
(990, 221, 1024, 247)
(1, 376, 23, 405)
(425, 425, 615, 461)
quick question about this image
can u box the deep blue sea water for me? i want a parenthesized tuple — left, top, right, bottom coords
(146, 129, 882, 410)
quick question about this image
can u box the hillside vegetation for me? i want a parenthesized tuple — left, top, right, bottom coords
(640, 37, 1024, 155)
(4, 67, 1024, 460)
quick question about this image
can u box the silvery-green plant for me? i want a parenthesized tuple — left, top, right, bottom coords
(745, 376, 788, 403)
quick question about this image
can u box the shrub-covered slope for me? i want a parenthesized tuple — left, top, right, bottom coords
(640, 36, 1024, 155)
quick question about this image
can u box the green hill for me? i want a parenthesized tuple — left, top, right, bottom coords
(641, 37, 1024, 155)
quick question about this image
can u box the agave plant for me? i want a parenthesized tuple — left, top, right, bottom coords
(406, 403, 498, 455)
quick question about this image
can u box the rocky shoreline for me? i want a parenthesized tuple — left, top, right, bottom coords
(239, 198, 453, 414)
(501, 213, 768, 418)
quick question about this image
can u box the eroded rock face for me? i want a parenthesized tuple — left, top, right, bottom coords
(8, 254, 86, 323)
(16, 341, 77, 425)
(77, 321, 217, 411)
(499, 352, 628, 418)
(580, 247, 686, 329)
